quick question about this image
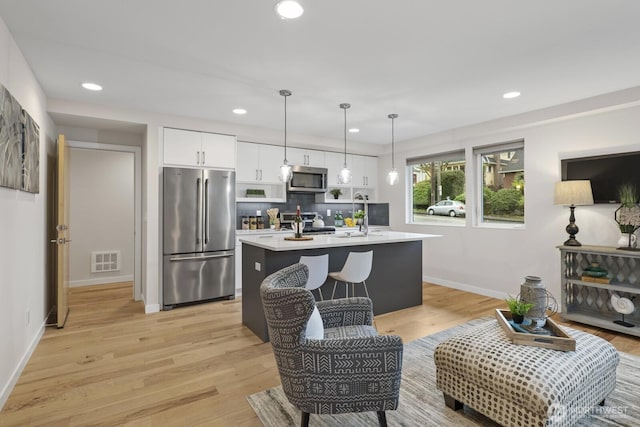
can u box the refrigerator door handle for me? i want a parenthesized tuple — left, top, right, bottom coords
(204, 178, 209, 244)
(196, 177, 202, 245)
(169, 253, 234, 262)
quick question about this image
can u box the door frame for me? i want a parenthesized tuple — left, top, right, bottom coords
(67, 140, 143, 300)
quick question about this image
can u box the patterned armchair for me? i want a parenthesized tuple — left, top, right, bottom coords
(260, 262, 403, 427)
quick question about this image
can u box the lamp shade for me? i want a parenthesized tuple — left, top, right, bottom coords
(554, 180, 594, 206)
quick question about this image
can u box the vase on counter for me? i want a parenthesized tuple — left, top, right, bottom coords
(617, 232, 637, 248)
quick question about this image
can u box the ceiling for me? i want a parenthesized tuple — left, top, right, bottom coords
(2, 0, 640, 145)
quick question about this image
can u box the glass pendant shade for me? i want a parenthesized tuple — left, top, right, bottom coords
(279, 162, 293, 182)
(338, 103, 351, 184)
(387, 113, 399, 186)
(339, 165, 352, 184)
(279, 89, 293, 183)
(387, 168, 399, 185)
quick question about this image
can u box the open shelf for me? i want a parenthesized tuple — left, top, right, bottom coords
(559, 244, 640, 337)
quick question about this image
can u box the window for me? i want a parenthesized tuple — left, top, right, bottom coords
(406, 150, 466, 224)
(474, 140, 524, 225)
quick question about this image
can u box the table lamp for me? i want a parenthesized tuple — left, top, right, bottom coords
(554, 180, 594, 246)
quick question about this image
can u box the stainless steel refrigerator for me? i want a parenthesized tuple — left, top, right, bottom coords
(162, 167, 235, 308)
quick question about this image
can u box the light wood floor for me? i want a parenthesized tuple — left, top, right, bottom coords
(2, 282, 639, 426)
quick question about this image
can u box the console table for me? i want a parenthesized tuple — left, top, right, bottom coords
(559, 244, 640, 337)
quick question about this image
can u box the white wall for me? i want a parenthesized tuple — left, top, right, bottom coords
(377, 89, 640, 301)
(0, 17, 54, 409)
(68, 148, 134, 286)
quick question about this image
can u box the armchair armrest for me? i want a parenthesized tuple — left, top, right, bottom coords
(316, 297, 373, 328)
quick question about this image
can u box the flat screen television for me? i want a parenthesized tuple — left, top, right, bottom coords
(561, 152, 640, 204)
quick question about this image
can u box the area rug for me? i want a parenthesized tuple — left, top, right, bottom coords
(247, 317, 639, 426)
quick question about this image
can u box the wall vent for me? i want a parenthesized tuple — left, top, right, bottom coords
(91, 251, 121, 273)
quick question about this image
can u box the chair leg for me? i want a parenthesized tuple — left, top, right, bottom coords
(345, 282, 349, 298)
(317, 287, 323, 301)
(332, 280, 338, 299)
(362, 280, 370, 298)
(351, 282, 355, 297)
(377, 411, 387, 427)
(300, 411, 310, 427)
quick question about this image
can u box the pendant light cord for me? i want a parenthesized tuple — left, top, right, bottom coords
(343, 107, 347, 165)
(391, 116, 395, 168)
(340, 103, 350, 167)
(280, 89, 291, 162)
(388, 113, 398, 169)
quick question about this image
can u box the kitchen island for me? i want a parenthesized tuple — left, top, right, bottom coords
(239, 231, 440, 342)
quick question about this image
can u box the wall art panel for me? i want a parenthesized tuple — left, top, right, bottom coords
(0, 84, 23, 190)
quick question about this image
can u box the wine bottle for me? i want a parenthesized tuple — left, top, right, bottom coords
(294, 205, 303, 238)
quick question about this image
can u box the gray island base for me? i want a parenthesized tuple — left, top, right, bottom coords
(240, 231, 439, 342)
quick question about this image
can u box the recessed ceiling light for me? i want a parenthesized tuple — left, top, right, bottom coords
(82, 82, 103, 91)
(348, 128, 360, 133)
(275, 1, 304, 19)
(233, 108, 247, 115)
(503, 91, 521, 99)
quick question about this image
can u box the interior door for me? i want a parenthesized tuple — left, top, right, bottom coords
(54, 134, 70, 328)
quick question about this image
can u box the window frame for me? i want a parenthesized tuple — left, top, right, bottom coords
(405, 149, 467, 226)
(473, 139, 525, 229)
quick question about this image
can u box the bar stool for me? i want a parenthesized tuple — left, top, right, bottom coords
(329, 250, 373, 299)
(299, 254, 329, 301)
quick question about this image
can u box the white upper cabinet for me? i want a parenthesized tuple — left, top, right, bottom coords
(201, 132, 236, 168)
(325, 151, 352, 187)
(163, 128, 236, 169)
(287, 147, 325, 168)
(350, 154, 378, 187)
(236, 142, 284, 183)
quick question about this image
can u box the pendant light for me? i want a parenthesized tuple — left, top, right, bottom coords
(387, 113, 399, 186)
(338, 103, 352, 184)
(278, 89, 293, 182)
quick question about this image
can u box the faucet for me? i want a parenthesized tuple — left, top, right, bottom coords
(353, 192, 369, 236)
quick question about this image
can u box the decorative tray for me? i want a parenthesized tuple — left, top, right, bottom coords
(495, 309, 576, 351)
(284, 236, 313, 241)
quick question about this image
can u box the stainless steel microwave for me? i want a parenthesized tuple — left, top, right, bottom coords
(287, 165, 328, 193)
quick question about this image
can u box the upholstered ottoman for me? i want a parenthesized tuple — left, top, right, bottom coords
(434, 320, 619, 427)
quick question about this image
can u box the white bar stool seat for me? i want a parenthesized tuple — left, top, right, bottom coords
(299, 254, 329, 300)
(329, 251, 373, 299)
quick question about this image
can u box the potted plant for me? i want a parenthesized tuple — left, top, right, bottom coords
(353, 209, 365, 230)
(615, 183, 639, 249)
(329, 188, 342, 200)
(505, 295, 533, 324)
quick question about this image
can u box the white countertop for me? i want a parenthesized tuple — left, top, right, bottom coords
(238, 230, 440, 251)
(236, 225, 390, 236)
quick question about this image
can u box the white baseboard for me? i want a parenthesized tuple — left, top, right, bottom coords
(145, 304, 160, 314)
(140, 292, 160, 314)
(423, 275, 508, 300)
(0, 320, 45, 411)
(69, 275, 134, 287)
(235, 287, 242, 297)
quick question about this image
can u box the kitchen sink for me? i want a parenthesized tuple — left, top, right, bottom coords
(334, 232, 383, 238)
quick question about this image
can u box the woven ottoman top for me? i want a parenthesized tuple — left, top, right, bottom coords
(434, 320, 619, 416)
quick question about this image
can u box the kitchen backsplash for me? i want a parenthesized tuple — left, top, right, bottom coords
(236, 193, 389, 229)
